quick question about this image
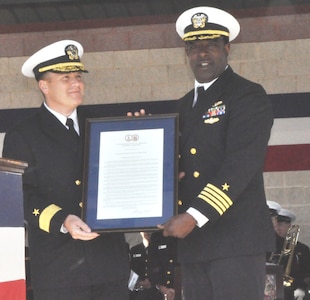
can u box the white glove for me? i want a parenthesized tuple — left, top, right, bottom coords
(294, 288, 305, 300)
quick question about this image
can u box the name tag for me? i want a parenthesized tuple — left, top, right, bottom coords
(133, 254, 142, 258)
(158, 244, 167, 250)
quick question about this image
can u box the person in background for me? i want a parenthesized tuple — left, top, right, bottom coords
(129, 232, 162, 300)
(148, 231, 178, 300)
(266, 200, 283, 263)
(267, 200, 281, 231)
(156, 6, 274, 300)
(275, 209, 310, 300)
(2, 40, 130, 300)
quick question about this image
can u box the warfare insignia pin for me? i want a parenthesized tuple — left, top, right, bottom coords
(213, 101, 223, 107)
(65, 44, 79, 60)
(202, 100, 225, 123)
(204, 117, 219, 124)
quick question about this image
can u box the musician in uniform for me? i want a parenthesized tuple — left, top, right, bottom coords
(148, 231, 178, 300)
(267, 200, 281, 229)
(266, 200, 283, 262)
(129, 232, 162, 300)
(275, 209, 310, 300)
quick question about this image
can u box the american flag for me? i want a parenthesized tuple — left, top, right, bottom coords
(0, 165, 26, 300)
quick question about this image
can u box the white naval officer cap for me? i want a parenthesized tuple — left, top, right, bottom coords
(266, 200, 281, 215)
(277, 208, 296, 223)
(21, 40, 88, 80)
(176, 6, 240, 43)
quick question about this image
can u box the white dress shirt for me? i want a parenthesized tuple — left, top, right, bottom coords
(44, 102, 80, 135)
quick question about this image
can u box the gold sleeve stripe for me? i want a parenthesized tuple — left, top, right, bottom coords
(203, 187, 230, 209)
(200, 190, 227, 212)
(198, 194, 224, 215)
(197, 183, 233, 215)
(207, 184, 233, 207)
(39, 204, 62, 233)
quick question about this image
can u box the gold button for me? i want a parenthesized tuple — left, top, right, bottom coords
(193, 171, 200, 178)
(75, 180, 81, 186)
(190, 148, 197, 155)
(167, 280, 171, 284)
(178, 154, 181, 159)
(169, 259, 173, 263)
(178, 200, 183, 206)
(167, 271, 171, 275)
(79, 202, 83, 208)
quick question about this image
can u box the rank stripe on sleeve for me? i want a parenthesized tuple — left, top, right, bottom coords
(198, 183, 233, 215)
(39, 204, 62, 233)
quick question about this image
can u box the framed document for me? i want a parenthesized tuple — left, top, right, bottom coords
(82, 114, 179, 232)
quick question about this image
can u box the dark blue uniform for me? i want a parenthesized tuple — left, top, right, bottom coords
(148, 231, 178, 290)
(177, 66, 275, 299)
(129, 241, 162, 300)
(3, 105, 130, 297)
(274, 234, 310, 299)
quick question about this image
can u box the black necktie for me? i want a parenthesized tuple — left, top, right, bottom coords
(66, 118, 79, 139)
(193, 86, 205, 107)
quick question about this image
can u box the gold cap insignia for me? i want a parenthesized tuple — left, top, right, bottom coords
(191, 13, 208, 29)
(65, 44, 79, 60)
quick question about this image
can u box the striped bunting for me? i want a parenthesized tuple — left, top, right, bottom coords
(264, 93, 310, 172)
(0, 93, 309, 173)
(0, 171, 26, 300)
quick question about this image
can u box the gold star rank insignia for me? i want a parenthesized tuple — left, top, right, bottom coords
(32, 208, 40, 216)
(222, 183, 230, 191)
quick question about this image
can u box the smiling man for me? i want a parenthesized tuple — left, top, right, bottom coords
(158, 7, 275, 300)
(2, 40, 130, 300)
